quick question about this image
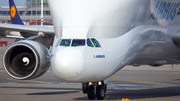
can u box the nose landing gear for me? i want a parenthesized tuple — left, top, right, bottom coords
(82, 79, 108, 100)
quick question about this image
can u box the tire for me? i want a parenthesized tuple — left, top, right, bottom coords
(87, 85, 96, 100)
(96, 85, 105, 100)
(82, 83, 88, 94)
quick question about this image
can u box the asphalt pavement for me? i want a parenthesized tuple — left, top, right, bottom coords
(0, 38, 180, 101)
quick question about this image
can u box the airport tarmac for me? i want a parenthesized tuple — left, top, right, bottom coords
(0, 38, 180, 101)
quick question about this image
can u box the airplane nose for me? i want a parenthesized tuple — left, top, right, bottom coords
(54, 49, 83, 80)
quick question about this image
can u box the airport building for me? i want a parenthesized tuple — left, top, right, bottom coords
(0, 0, 52, 25)
(26, 0, 48, 7)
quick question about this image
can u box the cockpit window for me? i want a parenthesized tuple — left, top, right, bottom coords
(87, 38, 94, 47)
(91, 38, 101, 47)
(72, 39, 85, 46)
(60, 39, 71, 46)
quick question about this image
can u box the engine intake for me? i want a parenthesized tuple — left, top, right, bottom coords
(3, 40, 50, 80)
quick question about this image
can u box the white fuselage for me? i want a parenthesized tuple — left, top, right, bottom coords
(49, 0, 180, 82)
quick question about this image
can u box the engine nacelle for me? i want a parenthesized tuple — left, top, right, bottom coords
(3, 40, 50, 80)
(148, 60, 167, 67)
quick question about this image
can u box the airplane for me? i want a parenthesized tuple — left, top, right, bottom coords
(6, 31, 24, 39)
(0, 4, 24, 39)
(2, 0, 25, 39)
(0, 8, 24, 39)
(0, 0, 180, 100)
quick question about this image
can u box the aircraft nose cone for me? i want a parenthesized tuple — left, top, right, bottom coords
(54, 49, 83, 80)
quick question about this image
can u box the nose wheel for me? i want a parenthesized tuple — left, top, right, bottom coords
(96, 85, 106, 100)
(87, 85, 96, 100)
(82, 79, 108, 100)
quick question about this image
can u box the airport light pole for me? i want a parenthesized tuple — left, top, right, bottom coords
(31, 0, 32, 22)
(41, 0, 43, 26)
(36, 0, 37, 25)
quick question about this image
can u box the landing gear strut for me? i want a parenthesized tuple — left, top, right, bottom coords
(82, 79, 108, 100)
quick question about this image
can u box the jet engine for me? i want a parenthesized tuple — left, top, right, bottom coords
(3, 40, 50, 80)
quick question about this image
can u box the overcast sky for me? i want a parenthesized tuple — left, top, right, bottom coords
(0, 0, 26, 6)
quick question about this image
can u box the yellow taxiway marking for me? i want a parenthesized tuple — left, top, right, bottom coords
(140, 56, 180, 63)
(6, 78, 178, 87)
(7, 78, 53, 84)
(161, 83, 178, 87)
(5, 76, 178, 87)
(109, 78, 178, 87)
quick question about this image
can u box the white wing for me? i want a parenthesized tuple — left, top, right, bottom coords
(0, 23, 54, 38)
